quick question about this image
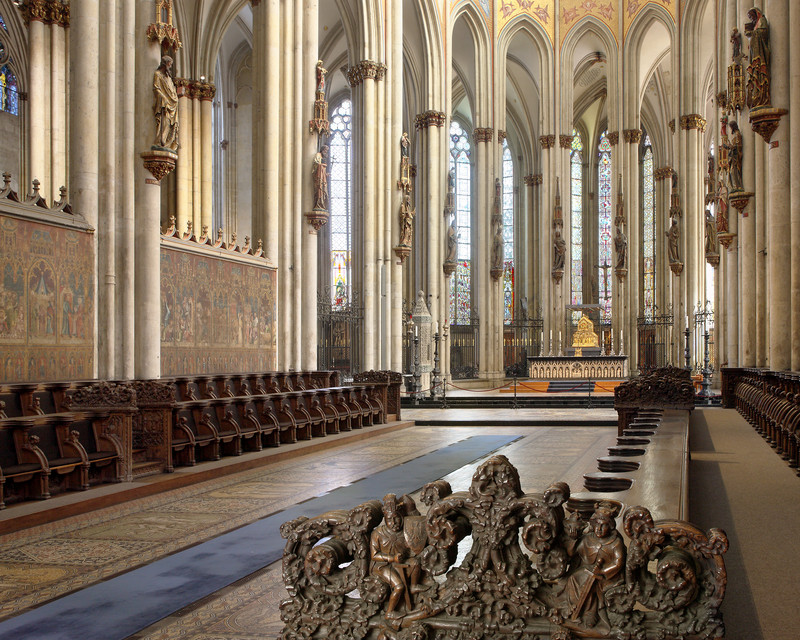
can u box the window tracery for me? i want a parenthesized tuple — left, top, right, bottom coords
(449, 120, 472, 325)
(502, 139, 514, 323)
(598, 130, 612, 323)
(329, 99, 352, 309)
(570, 128, 583, 323)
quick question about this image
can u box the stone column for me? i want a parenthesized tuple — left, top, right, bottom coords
(98, 0, 116, 378)
(755, 138, 767, 366)
(117, 0, 136, 379)
(27, 8, 47, 196)
(191, 92, 202, 233)
(70, 0, 99, 378)
(134, 1, 170, 379)
(623, 129, 641, 369)
(764, 0, 790, 370)
(50, 14, 67, 198)
(389, 0, 404, 372)
(176, 82, 192, 233)
(791, 0, 800, 368)
(473, 127, 493, 378)
(301, 0, 318, 370)
(198, 82, 215, 235)
(540, 136, 555, 350)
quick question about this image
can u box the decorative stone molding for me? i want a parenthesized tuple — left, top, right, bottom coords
(559, 134, 574, 149)
(523, 175, 536, 187)
(679, 114, 707, 132)
(141, 149, 177, 184)
(19, 0, 69, 26)
(533, 174, 543, 185)
(729, 190, 754, 215)
(414, 110, 446, 130)
(622, 128, 642, 144)
(749, 106, 788, 144)
(497, 130, 507, 144)
(146, 22, 182, 51)
(346, 60, 387, 87)
(539, 134, 555, 149)
(607, 131, 619, 146)
(162, 216, 267, 261)
(654, 166, 673, 181)
(669, 262, 684, 276)
(474, 127, 493, 143)
(668, 119, 675, 133)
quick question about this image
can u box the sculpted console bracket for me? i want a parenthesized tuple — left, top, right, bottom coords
(280, 455, 728, 640)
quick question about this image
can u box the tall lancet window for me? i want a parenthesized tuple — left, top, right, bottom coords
(502, 139, 514, 323)
(642, 135, 656, 318)
(329, 99, 353, 308)
(705, 142, 715, 310)
(597, 130, 613, 323)
(570, 129, 583, 322)
(449, 120, 472, 325)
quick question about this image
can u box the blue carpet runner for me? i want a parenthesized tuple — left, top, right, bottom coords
(0, 434, 519, 640)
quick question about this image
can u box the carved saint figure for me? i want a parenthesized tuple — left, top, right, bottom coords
(716, 181, 730, 233)
(312, 145, 329, 210)
(671, 170, 678, 193)
(398, 194, 414, 247)
(400, 131, 410, 158)
(745, 7, 771, 108)
(445, 216, 457, 263)
(491, 225, 504, 272)
(562, 503, 625, 628)
(614, 225, 627, 270)
(707, 153, 715, 196)
(731, 27, 743, 61)
(153, 55, 179, 151)
(727, 120, 743, 192)
(705, 209, 718, 255)
(315, 59, 327, 97)
(666, 218, 681, 264)
(370, 494, 424, 618)
(553, 229, 566, 271)
(447, 167, 455, 194)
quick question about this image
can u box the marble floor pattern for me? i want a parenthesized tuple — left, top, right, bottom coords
(0, 423, 617, 637)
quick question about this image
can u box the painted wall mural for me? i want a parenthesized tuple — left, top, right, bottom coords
(0, 214, 95, 382)
(496, 0, 677, 43)
(160, 245, 277, 376)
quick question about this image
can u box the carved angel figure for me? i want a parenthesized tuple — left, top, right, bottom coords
(153, 56, 179, 151)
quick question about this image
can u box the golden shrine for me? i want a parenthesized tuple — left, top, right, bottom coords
(571, 314, 600, 357)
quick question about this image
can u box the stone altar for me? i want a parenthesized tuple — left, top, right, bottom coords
(528, 355, 627, 380)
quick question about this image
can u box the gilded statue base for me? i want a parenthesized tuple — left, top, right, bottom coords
(729, 190, 754, 215)
(141, 148, 178, 183)
(669, 261, 684, 276)
(718, 232, 737, 249)
(393, 244, 411, 264)
(305, 208, 329, 233)
(442, 260, 456, 277)
(749, 106, 788, 144)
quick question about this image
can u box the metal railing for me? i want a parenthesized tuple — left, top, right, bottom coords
(450, 320, 480, 379)
(503, 318, 543, 377)
(317, 286, 362, 381)
(637, 308, 675, 374)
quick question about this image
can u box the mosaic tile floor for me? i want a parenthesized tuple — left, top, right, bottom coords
(0, 423, 616, 638)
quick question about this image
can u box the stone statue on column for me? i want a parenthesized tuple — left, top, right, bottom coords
(666, 218, 682, 274)
(491, 225, 503, 273)
(398, 132, 411, 193)
(727, 28, 746, 113)
(726, 120, 743, 192)
(153, 55, 179, 152)
(443, 168, 457, 276)
(553, 229, 566, 272)
(614, 225, 627, 271)
(705, 209, 720, 267)
(398, 194, 414, 248)
(744, 7, 771, 110)
(312, 145, 330, 211)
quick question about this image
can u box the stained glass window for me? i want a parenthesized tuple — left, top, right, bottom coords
(570, 129, 583, 323)
(329, 100, 352, 309)
(642, 135, 655, 319)
(449, 121, 472, 325)
(705, 142, 715, 310)
(502, 139, 514, 324)
(0, 64, 18, 116)
(598, 131, 612, 323)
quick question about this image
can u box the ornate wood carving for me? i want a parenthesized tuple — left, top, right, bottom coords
(280, 454, 728, 640)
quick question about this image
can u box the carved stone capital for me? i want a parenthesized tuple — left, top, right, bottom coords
(559, 134, 574, 149)
(716, 91, 728, 110)
(623, 128, 642, 144)
(654, 166, 673, 181)
(533, 174, 543, 185)
(729, 190, 754, 214)
(539, 134, 556, 149)
(19, 0, 49, 24)
(193, 80, 216, 101)
(346, 60, 387, 87)
(474, 127, 493, 143)
(668, 119, 676, 133)
(523, 175, 536, 187)
(680, 114, 707, 132)
(607, 131, 619, 146)
(717, 232, 737, 249)
(669, 261, 684, 276)
(414, 110, 446, 130)
(305, 209, 329, 233)
(497, 130, 507, 144)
